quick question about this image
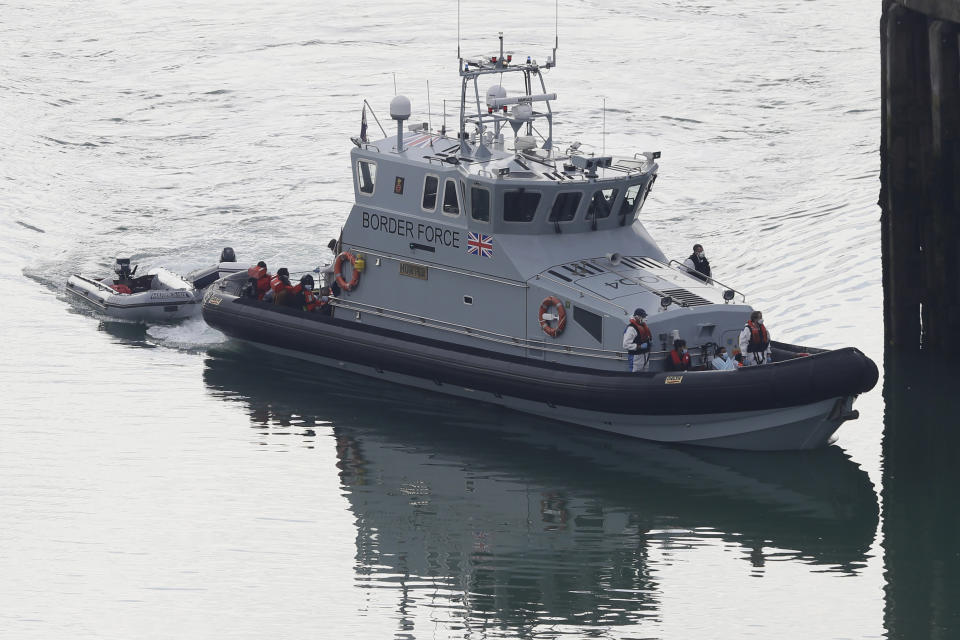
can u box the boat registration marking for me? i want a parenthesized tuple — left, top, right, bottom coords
(399, 262, 428, 281)
(665, 376, 683, 385)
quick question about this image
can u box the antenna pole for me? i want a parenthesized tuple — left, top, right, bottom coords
(427, 80, 432, 133)
(457, 0, 461, 59)
(552, 0, 559, 67)
(602, 97, 606, 156)
(393, 73, 397, 96)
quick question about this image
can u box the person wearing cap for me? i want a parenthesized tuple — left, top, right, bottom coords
(738, 310, 772, 366)
(683, 243, 712, 283)
(622, 308, 653, 372)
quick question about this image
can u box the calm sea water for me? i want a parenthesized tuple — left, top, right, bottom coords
(5, 1, 954, 638)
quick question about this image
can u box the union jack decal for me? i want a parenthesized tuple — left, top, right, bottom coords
(466, 232, 494, 257)
(404, 133, 436, 148)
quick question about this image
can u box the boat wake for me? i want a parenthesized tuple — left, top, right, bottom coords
(146, 316, 227, 350)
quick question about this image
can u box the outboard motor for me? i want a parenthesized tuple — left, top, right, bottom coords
(220, 247, 237, 263)
(114, 258, 135, 280)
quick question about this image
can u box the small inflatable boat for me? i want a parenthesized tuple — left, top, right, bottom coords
(67, 258, 201, 322)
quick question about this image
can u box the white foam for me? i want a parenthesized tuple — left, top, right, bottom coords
(146, 316, 227, 350)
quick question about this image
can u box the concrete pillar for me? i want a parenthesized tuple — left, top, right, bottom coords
(880, 3, 930, 350)
(923, 20, 960, 346)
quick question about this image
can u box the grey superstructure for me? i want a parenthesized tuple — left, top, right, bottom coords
(339, 35, 741, 370)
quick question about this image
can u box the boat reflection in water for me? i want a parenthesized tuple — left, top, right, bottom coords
(203, 346, 879, 629)
(882, 354, 960, 640)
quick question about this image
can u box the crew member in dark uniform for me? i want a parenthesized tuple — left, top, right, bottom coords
(683, 244, 712, 283)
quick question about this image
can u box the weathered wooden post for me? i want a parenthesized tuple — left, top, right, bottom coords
(880, 0, 960, 352)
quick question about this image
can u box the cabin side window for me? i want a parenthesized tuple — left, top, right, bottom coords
(549, 192, 582, 222)
(442, 179, 460, 216)
(503, 189, 541, 222)
(422, 175, 439, 212)
(357, 160, 376, 195)
(620, 184, 642, 219)
(471, 186, 491, 222)
(586, 187, 618, 219)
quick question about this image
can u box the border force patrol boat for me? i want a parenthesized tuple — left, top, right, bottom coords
(202, 35, 878, 450)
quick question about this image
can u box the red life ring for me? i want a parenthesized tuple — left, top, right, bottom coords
(538, 296, 566, 338)
(334, 251, 360, 291)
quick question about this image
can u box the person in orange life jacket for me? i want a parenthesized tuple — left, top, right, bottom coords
(667, 339, 692, 371)
(682, 243, 711, 283)
(270, 268, 296, 306)
(243, 261, 272, 300)
(290, 274, 319, 310)
(738, 310, 772, 366)
(253, 261, 272, 299)
(622, 308, 652, 372)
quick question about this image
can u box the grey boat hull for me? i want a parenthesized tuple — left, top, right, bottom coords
(202, 278, 878, 451)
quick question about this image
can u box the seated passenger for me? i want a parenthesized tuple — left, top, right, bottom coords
(291, 274, 316, 310)
(317, 286, 333, 316)
(711, 346, 737, 371)
(667, 339, 691, 372)
(247, 261, 272, 300)
(270, 268, 296, 306)
(241, 277, 258, 299)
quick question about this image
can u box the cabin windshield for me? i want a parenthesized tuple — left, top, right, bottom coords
(422, 175, 438, 211)
(503, 190, 541, 222)
(471, 186, 491, 222)
(620, 184, 642, 217)
(586, 188, 618, 219)
(549, 192, 582, 222)
(442, 180, 460, 216)
(358, 160, 376, 194)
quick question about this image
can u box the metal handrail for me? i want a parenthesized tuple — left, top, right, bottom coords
(667, 260, 747, 303)
(330, 297, 718, 368)
(351, 248, 528, 288)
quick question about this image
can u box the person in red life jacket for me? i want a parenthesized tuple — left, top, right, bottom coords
(739, 310, 772, 366)
(291, 274, 319, 311)
(251, 261, 272, 299)
(269, 268, 297, 306)
(243, 261, 270, 300)
(622, 308, 653, 372)
(667, 339, 692, 372)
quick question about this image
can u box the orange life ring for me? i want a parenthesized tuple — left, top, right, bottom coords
(334, 251, 360, 291)
(538, 296, 566, 338)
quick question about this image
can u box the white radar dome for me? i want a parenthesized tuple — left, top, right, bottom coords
(390, 95, 411, 121)
(486, 84, 507, 107)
